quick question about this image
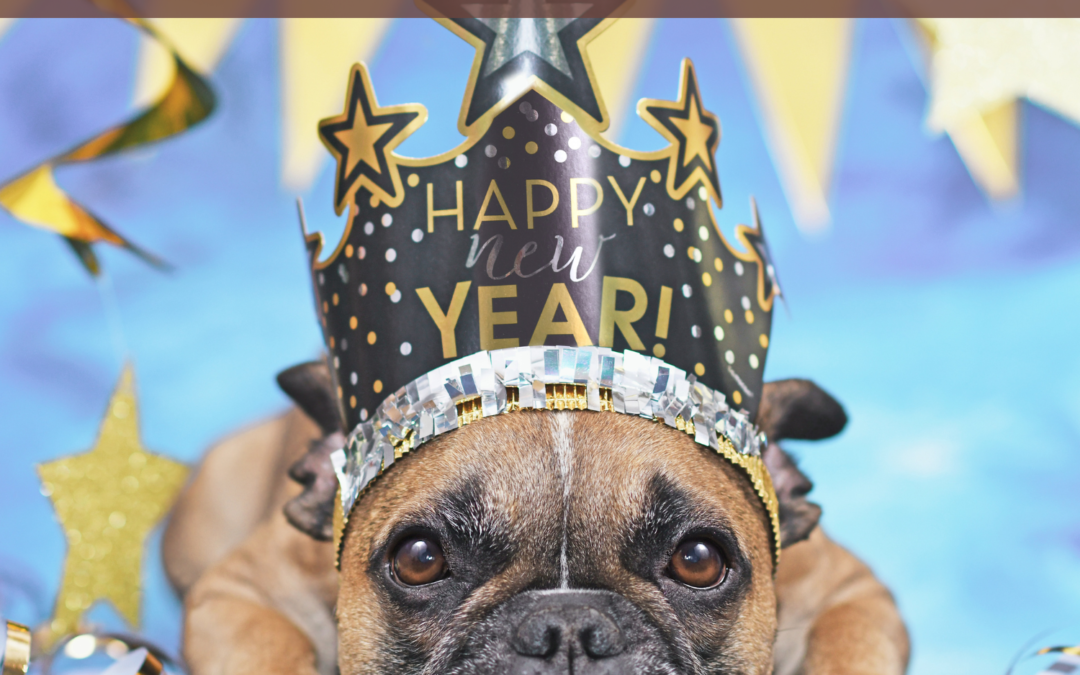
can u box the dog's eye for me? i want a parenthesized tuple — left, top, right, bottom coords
(392, 537, 448, 586)
(668, 539, 727, 588)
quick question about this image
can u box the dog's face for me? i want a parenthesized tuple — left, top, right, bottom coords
(335, 411, 776, 674)
(279, 364, 845, 675)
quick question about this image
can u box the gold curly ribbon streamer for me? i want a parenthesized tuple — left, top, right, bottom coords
(0, 10, 215, 276)
(2, 620, 30, 675)
(1038, 645, 1080, 656)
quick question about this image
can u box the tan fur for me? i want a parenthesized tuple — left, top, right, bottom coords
(163, 410, 315, 594)
(167, 409, 338, 675)
(773, 528, 909, 675)
(166, 408, 908, 675)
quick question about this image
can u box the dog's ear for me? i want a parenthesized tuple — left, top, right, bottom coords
(277, 361, 343, 435)
(758, 378, 847, 443)
(277, 361, 345, 541)
(757, 379, 847, 548)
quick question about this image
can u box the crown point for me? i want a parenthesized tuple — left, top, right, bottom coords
(319, 63, 425, 214)
(639, 59, 723, 204)
(442, 17, 613, 134)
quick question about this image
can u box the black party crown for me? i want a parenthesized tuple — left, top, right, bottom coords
(304, 17, 783, 436)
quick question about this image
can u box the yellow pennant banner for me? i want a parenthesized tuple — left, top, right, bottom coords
(733, 18, 853, 233)
(0, 16, 215, 276)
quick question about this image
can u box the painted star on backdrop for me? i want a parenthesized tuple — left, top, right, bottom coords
(640, 59, 722, 203)
(442, 17, 611, 132)
(319, 62, 426, 213)
(736, 198, 782, 311)
(37, 365, 189, 647)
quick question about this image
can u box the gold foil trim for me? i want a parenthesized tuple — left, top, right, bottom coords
(456, 396, 484, 427)
(332, 484, 345, 568)
(673, 414, 697, 437)
(391, 428, 416, 458)
(546, 384, 589, 411)
(458, 386, 612, 426)
(714, 437, 781, 561)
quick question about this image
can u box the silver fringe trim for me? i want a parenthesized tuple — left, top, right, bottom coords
(330, 346, 766, 519)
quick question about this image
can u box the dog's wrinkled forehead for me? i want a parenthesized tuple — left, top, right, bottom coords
(353, 410, 772, 578)
(334, 409, 781, 675)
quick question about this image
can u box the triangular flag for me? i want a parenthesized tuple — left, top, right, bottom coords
(942, 101, 1019, 199)
(587, 18, 657, 140)
(733, 18, 853, 233)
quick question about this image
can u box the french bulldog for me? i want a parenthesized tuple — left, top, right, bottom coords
(163, 362, 908, 675)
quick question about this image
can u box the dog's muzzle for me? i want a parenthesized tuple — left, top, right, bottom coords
(511, 592, 626, 664)
(446, 589, 681, 675)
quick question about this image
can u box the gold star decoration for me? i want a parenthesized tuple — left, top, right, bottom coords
(334, 116, 393, 179)
(639, 58, 722, 204)
(37, 365, 189, 647)
(318, 62, 426, 213)
(439, 17, 614, 135)
(669, 96, 714, 170)
(919, 19, 1080, 200)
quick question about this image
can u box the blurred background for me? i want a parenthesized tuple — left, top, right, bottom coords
(1, 17, 1079, 675)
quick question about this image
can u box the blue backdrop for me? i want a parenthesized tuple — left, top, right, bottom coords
(1, 18, 1078, 675)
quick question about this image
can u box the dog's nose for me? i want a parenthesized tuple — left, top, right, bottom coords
(512, 598, 626, 660)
